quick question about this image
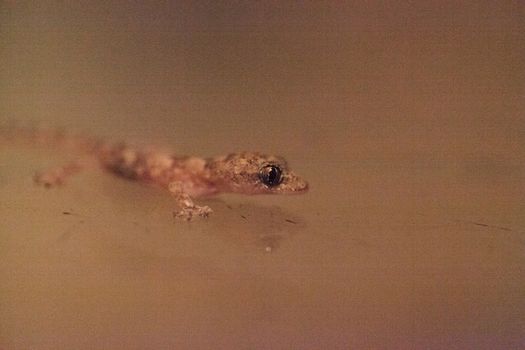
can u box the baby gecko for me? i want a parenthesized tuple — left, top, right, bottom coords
(5, 128, 309, 220)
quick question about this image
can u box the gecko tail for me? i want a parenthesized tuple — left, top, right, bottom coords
(0, 122, 102, 155)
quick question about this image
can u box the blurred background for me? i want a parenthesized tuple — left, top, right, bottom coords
(1, 1, 524, 349)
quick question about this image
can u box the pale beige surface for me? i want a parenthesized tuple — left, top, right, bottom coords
(1, 2, 524, 349)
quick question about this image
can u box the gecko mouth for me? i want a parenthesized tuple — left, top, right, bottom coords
(290, 179, 309, 193)
(274, 174, 308, 194)
(299, 181, 309, 192)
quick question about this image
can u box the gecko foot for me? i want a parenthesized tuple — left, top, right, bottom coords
(33, 161, 83, 188)
(173, 205, 213, 221)
(34, 170, 66, 188)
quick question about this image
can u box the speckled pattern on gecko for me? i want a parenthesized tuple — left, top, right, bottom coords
(4, 128, 309, 220)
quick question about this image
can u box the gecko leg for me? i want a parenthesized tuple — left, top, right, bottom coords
(34, 160, 84, 188)
(169, 181, 213, 221)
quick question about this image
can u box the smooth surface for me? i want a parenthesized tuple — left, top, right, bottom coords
(1, 2, 524, 349)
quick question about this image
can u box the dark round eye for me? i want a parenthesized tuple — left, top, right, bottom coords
(259, 165, 282, 187)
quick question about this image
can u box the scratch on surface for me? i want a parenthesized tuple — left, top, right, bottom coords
(467, 221, 512, 231)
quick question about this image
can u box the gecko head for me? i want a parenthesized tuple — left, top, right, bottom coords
(207, 152, 309, 195)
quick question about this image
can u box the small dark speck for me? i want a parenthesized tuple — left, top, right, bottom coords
(62, 211, 72, 215)
(226, 205, 233, 210)
(472, 222, 489, 227)
(240, 215, 247, 219)
(285, 219, 298, 224)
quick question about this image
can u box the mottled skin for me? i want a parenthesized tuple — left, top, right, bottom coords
(20, 130, 308, 220)
(95, 144, 308, 219)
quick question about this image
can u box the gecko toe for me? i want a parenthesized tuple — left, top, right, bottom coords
(173, 205, 213, 221)
(34, 172, 63, 188)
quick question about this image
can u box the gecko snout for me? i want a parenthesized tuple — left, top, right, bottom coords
(274, 170, 309, 194)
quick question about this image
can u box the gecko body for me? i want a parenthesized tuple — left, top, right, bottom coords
(6, 128, 308, 220)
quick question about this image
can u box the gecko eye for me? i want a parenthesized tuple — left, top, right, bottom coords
(259, 165, 282, 187)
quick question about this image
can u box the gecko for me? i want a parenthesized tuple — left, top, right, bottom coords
(3, 127, 309, 220)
